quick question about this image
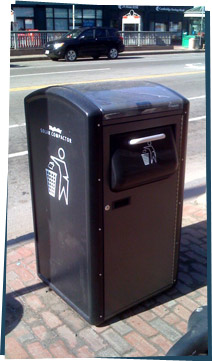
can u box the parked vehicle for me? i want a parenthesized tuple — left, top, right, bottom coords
(44, 27, 125, 61)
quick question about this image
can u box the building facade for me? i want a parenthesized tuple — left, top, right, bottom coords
(11, 2, 192, 35)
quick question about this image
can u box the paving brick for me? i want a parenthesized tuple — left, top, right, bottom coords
(22, 254, 36, 265)
(17, 246, 33, 258)
(152, 304, 169, 317)
(173, 304, 191, 321)
(79, 327, 106, 352)
(59, 308, 87, 332)
(165, 300, 177, 308)
(25, 294, 45, 311)
(127, 315, 158, 337)
(7, 278, 25, 292)
(14, 265, 34, 283)
(92, 323, 110, 333)
(27, 341, 52, 358)
(151, 334, 173, 353)
(75, 345, 95, 358)
(6, 270, 18, 281)
(97, 347, 120, 357)
(124, 331, 157, 356)
(13, 323, 30, 339)
(177, 295, 199, 312)
(50, 301, 69, 313)
(190, 271, 207, 284)
(123, 350, 144, 357)
(49, 340, 75, 358)
(178, 271, 194, 285)
(140, 310, 157, 321)
(32, 325, 48, 341)
(5, 337, 29, 359)
(163, 312, 181, 325)
(27, 262, 37, 275)
(56, 324, 78, 349)
(190, 263, 207, 275)
(7, 250, 22, 264)
(41, 310, 62, 328)
(195, 295, 207, 305)
(150, 318, 181, 342)
(111, 319, 133, 335)
(175, 281, 192, 295)
(175, 320, 187, 334)
(199, 287, 207, 296)
(102, 328, 132, 354)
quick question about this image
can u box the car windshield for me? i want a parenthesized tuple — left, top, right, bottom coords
(65, 29, 83, 39)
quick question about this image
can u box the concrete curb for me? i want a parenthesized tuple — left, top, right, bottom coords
(10, 49, 205, 62)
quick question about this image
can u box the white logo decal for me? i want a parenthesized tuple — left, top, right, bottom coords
(46, 148, 69, 205)
(49, 125, 62, 134)
(141, 142, 157, 166)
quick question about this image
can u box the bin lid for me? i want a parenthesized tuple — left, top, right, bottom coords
(81, 82, 188, 120)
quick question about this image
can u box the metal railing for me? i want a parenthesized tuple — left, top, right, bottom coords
(10, 31, 67, 49)
(119, 31, 174, 46)
(10, 30, 180, 49)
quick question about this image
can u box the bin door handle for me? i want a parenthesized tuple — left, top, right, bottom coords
(129, 133, 166, 145)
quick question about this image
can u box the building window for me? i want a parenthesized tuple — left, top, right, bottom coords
(83, 9, 95, 19)
(55, 19, 68, 30)
(169, 21, 182, 32)
(46, 8, 53, 18)
(155, 23, 167, 32)
(54, 8, 68, 18)
(45, 6, 102, 30)
(14, 7, 34, 30)
(97, 19, 103, 27)
(14, 7, 34, 17)
(96, 10, 102, 19)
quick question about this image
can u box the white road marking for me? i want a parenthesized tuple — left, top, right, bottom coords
(8, 150, 28, 158)
(10, 67, 111, 78)
(9, 123, 25, 128)
(184, 63, 205, 70)
(189, 115, 206, 122)
(188, 95, 205, 100)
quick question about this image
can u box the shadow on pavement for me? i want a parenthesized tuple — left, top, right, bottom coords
(7, 232, 34, 247)
(5, 295, 24, 335)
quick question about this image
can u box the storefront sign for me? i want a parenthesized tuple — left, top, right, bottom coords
(118, 6, 139, 10)
(156, 6, 186, 13)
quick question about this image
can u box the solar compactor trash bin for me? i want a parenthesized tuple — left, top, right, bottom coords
(25, 82, 189, 325)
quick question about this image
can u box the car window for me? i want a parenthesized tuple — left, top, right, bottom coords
(95, 29, 106, 38)
(108, 29, 118, 37)
(65, 29, 83, 39)
(82, 29, 94, 39)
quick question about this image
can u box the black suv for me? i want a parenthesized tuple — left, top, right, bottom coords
(44, 27, 125, 61)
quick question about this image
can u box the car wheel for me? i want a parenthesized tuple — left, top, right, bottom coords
(108, 48, 118, 59)
(65, 49, 77, 62)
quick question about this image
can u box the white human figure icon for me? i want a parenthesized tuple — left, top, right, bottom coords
(142, 142, 157, 165)
(50, 148, 69, 205)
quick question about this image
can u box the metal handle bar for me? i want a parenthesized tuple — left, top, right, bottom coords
(128, 133, 166, 145)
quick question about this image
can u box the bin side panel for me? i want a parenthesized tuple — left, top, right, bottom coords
(26, 94, 90, 315)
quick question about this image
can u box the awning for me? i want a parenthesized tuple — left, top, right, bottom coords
(184, 6, 205, 18)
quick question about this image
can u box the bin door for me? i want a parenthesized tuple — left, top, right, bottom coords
(111, 126, 178, 191)
(103, 118, 185, 320)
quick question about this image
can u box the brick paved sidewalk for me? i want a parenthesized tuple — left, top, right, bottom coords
(5, 199, 207, 358)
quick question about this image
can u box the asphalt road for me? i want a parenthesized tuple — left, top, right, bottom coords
(8, 52, 206, 241)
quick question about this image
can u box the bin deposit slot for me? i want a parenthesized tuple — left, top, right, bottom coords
(113, 197, 130, 209)
(111, 126, 178, 192)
